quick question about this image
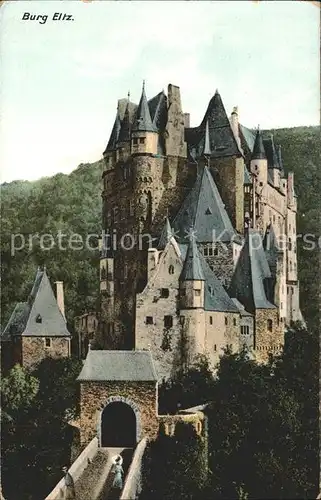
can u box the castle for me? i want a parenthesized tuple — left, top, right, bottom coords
(97, 82, 303, 380)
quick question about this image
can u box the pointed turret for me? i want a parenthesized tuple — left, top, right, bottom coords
(103, 107, 121, 154)
(132, 82, 155, 132)
(180, 236, 205, 282)
(251, 128, 266, 160)
(118, 100, 131, 143)
(158, 217, 173, 250)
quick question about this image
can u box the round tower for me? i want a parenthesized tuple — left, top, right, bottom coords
(250, 127, 268, 187)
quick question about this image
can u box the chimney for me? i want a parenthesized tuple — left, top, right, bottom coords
(230, 106, 242, 152)
(55, 281, 66, 320)
(184, 113, 190, 128)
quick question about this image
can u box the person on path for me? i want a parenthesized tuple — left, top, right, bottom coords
(112, 456, 124, 490)
(62, 466, 76, 499)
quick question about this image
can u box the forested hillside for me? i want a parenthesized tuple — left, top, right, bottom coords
(1, 126, 320, 331)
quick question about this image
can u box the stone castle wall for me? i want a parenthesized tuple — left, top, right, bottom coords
(21, 336, 70, 370)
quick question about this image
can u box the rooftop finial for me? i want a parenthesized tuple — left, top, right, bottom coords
(142, 79, 145, 91)
(127, 90, 130, 101)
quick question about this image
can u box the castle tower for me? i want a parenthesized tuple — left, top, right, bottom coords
(131, 82, 158, 155)
(250, 128, 268, 230)
(179, 237, 206, 365)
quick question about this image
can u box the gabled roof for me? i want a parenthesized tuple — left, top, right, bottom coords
(132, 83, 156, 133)
(251, 129, 266, 160)
(77, 350, 158, 382)
(2, 268, 70, 339)
(229, 230, 276, 312)
(180, 238, 205, 281)
(172, 165, 236, 243)
(185, 90, 243, 159)
(158, 217, 173, 250)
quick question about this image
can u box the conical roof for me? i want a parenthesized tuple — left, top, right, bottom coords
(251, 128, 266, 160)
(103, 109, 121, 153)
(180, 237, 205, 281)
(158, 217, 173, 249)
(118, 101, 131, 142)
(203, 118, 211, 156)
(132, 82, 156, 132)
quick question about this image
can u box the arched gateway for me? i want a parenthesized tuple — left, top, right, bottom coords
(77, 349, 159, 446)
(101, 401, 136, 447)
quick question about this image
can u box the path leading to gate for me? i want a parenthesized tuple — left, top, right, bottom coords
(74, 447, 133, 500)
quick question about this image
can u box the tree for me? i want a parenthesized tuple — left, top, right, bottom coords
(1, 364, 39, 423)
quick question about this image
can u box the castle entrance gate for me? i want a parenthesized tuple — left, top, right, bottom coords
(101, 401, 136, 447)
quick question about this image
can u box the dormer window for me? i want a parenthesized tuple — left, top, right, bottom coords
(36, 314, 42, 324)
(168, 265, 174, 275)
(205, 208, 212, 215)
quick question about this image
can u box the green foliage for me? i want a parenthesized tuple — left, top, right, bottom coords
(266, 126, 321, 329)
(1, 161, 104, 330)
(2, 357, 82, 500)
(141, 422, 208, 500)
(157, 324, 317, 499)
(1, 364, 39, 422)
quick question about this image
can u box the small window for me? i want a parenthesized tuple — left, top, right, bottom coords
(133, 138, 138, 145)
(233, 318, 237, 326)
(180, 316, 185, 326)
(194, 289, 201, 297)
(208, 247, 213, 257)
(160, 288, 169, 298)
(291, 287, 294, 295)
(273, 215, 275, 222)
(225, 317, 228, 325)
(205, 208, 212, 215)
(214, 344, 217, 352)
(146, 316, 153, 325)
(164, 315, 173, 328)
(203, 247, 208, 257)
(267, 319, 273, 332)
(44, 338, 51, 349)
(36, 314, 42, 324)
(259, 182, 263, 187)
(214, 247, 219, 256)
(124, 265, 128, 279)
(139, 137, 145, 144)
(208, 285, 214, 296)
(168, 265, 174, 275)
(209, 316, 213, 325)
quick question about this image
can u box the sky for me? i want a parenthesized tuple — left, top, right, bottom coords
(0, 0, 319, 183)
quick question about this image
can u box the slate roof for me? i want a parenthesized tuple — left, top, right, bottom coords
(77, 350, 158, 382)
(103, 109, 121, 154)
(172, 165, 236, 243)
(2, 268, 70, 339)
(229, 230, 276, 312)
(185, 90, 243, 159)
(178, 243, 239, 313)
(180, 238, 205, 281)
(132, 83, 157, 133)
(251, 129, 266, 160)
(231, 298, 253, 317)
(239, 125, 256, 152)
(263, 223, 282, 272)
(118, 102, 131, 143)
(263, 136, 281, 170)
(158, 217, 173, 250)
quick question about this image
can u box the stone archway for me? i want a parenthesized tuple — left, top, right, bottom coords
(99, 396, 141, 447)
